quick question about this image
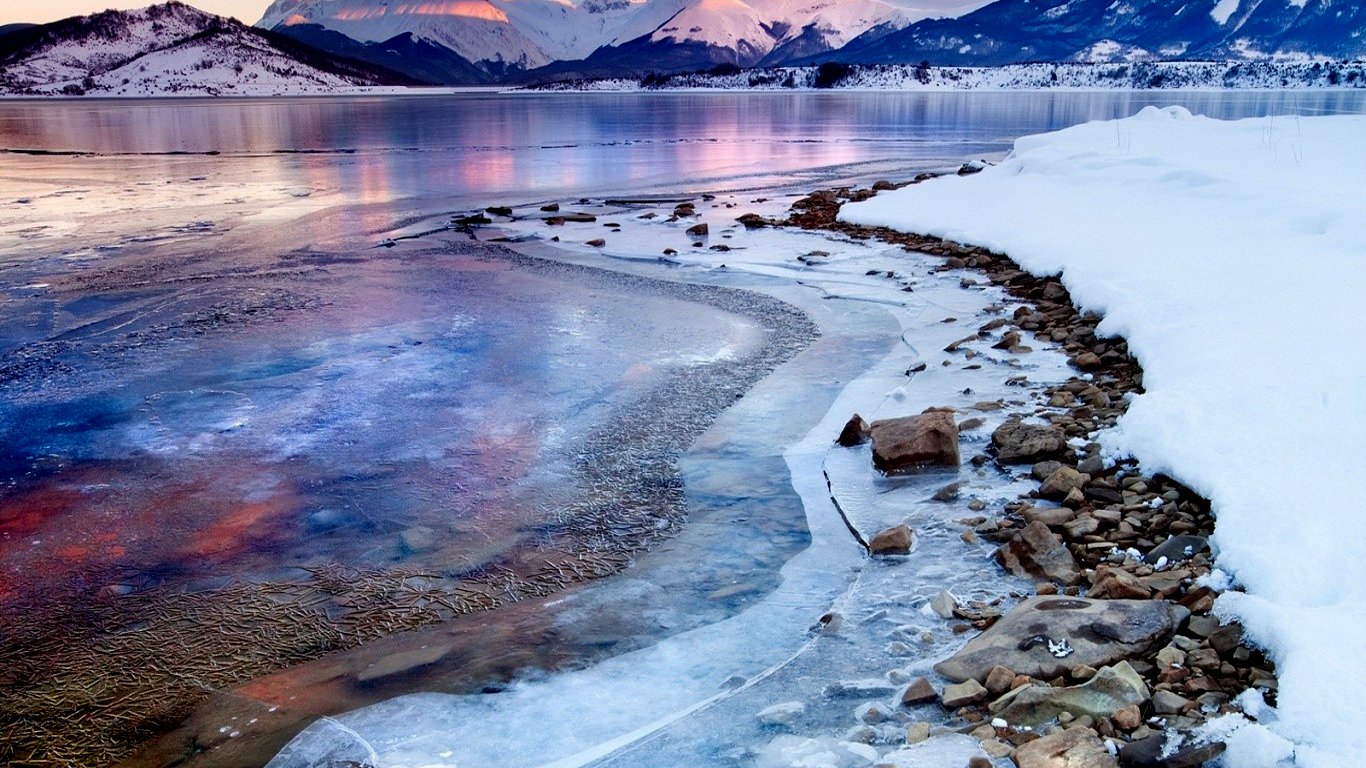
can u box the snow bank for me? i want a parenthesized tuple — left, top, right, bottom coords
(840, 106, 1366, 767)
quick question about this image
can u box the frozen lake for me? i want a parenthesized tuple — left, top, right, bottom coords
(1, 90, 1363, 768)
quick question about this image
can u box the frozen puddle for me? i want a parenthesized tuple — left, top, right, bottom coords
(268, 193, 1079, 767)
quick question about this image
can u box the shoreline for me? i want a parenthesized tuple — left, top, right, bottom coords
(781, 180, 1277, 762)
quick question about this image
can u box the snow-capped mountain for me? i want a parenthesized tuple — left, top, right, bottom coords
(258, 0, 908, 78)
(0, 2, 411, 96)
(828, 0, 1366, 66)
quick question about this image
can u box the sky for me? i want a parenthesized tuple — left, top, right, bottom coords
(2, 0, 991, 26)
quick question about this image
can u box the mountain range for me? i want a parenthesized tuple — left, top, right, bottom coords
(0, 3, 410, 96)
(2, 0, 1362, 95)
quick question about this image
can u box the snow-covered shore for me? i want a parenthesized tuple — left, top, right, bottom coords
(841, 106, 1366, 767)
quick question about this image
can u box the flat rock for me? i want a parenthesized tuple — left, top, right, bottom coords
(991, 662, 1149, 727)
(996, 520, 1083, 586)
(1015, 727, 1118, 768)
(869, 524, 914, 556)
(933, 596, 1184, 683)
(992, 420, 1072, 464)
(1089, 566, 1152, 600)
(870, 409, 960, 472)
(941, 678, 988, 708)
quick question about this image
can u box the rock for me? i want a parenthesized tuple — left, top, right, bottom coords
(870, 409, 961, 472)
(1112, 704, 1142, 731)
(942, 679, 988, 708)
(931, 590, 959, 619)
(985, 665, 1017, 696)
(996, 521, 1083, 586)
(1207, 623, 1243, 654)
(540, 203, 560, 212)
(586, 238, 607, 247)
(991, 662, 1149, 727)
(1040, 467, 1088, 500)
(1024, 506, 1078, 527)
(1144, 535, 1208, 564)
(934, 597, 1184, 683)
(902, 677, 938, 706)
(455, 214, 492, 225)
(485, 205, 513, 216)
(992, 420, 1072, 464)
(905, 721, 931, 744)
(1074, 352, 1103, 371)
(837, 414, 871, 447)
(1032, 461, 1065, 481)
(869, 525, 914, 556)
(1119, 734, 1226, 768)
(686, 222, 709, 237)
(757, 701, 806, 727)
(560, 212, 597, 222)
(736, 213, 768, 229)
(1151, 690, 1191, 715)
(1014, 727, 1118, 768)
(1088, 567, 1152, 600)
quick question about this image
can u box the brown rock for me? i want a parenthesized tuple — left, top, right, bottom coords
(686, 222, 709, 237)
(1074, 352, 1104, 371)
(870, 409, 961, 472)
(986, 665, 1018, 696)
(942, 678, 988, 708)
(1014, 727, 1117, 768)
(1088, 567, 1152, 600)
(869, 524, 914, 556)
(837, 413, 871, 446)
(586, 238, 607, 247)
(736, 213, 768, 229)
(996, 521, 1083, 586)
(901, 677, 938, 706)
(1040, 467, 1089, 500)
(1112, 704, 1142, 731)
(992, 420, 1072, 464)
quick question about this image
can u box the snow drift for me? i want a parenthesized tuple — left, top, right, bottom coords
(841, 106, 1366, 767)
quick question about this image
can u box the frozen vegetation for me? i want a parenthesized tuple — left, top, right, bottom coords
(842, 106, 1366, 767)
(533, 59, 1366, 91)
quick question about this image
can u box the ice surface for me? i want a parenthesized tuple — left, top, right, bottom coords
(842, 105, 1366, 767)
(267, 186, 1077, 767)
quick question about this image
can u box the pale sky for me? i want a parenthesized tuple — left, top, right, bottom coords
(2, 0, 990, 27)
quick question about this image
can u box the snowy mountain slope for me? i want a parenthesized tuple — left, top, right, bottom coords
(272, 23, 493, 84)
(829, 0, 1366, 66)
(258, 0, 905, 75)
(0, 3, 412, 96)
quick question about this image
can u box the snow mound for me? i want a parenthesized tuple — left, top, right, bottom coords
(840, 105, 1366, 768)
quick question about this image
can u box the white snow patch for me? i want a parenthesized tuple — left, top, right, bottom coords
(1210, 0, 1240, 25)
(841, 106, 1366, 768)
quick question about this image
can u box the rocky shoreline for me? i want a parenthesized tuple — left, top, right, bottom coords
(775, 182, 1279, 767)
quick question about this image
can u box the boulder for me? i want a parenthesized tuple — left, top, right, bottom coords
(870, 409, 960, 472)
(933, 597, 1184, 683)
(586, 238, 607, 247)
(1144, 535, 1209, 564)
(686, 222, 709, 237)
(837, 414, 871, 447)
(1014, 727, 1118, 768)
(869, 525, 914, 556)
(991, 662, 1150, 727)
(992, 420, 1071, 464)
(736, 213, 769, 229)
(996, 521, 1083, 586)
